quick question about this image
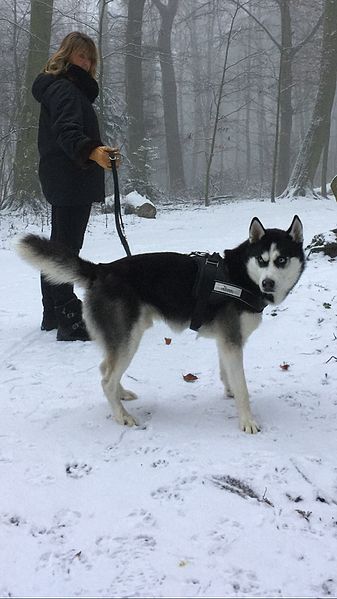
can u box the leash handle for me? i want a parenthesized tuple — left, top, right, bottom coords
(109, 155, 132, 257)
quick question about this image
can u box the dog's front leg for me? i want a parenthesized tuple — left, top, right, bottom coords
(218, 353, 234, 398)
(217, 342, 260, 434)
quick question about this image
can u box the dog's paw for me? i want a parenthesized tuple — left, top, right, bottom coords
(115, 408, 138, 427)
(240, 417, 260, 434)
(120, 386, 138, 401)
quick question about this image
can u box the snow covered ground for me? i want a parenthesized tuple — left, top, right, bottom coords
(1, 195, 337, 598)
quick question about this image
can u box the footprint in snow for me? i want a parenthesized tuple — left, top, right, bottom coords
(65, 462, 92, 478)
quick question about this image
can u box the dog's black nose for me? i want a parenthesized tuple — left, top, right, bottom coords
(262, 278, 275, 292)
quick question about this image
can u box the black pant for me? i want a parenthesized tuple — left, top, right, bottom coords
(41, 204, 92, 309)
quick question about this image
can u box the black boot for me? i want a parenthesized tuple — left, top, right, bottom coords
(55, 298, 90, 342)
(41, 274, 57, 331)
(41, 309, 58, 331)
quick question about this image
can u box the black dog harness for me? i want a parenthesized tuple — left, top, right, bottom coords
(189, 252, 266, 331)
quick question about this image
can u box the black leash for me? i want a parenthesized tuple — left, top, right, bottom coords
(109, 155, 132, 257)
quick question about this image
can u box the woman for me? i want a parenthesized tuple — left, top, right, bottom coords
(32, 31, 120, 341)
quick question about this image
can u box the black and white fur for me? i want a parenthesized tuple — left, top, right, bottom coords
(17, 216, 305, 434)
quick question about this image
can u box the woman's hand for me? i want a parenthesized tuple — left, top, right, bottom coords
(89, 145, 121, 169)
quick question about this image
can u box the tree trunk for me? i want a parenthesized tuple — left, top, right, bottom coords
(283, 0, 337, 197)
(189, 9, 204, 190)
(204, 5, 239, 206)
(97, 0, 107, 135)
(321, 116, 330, 197)
(256, 29, 268, 190)
(125, 0, 147, 194)
(244, 1, 252, 185)
(153, 0, 185, 193)
(271, 48, 283, 203)
(13, 0, 53, 207)
(275, 1, 293, 196)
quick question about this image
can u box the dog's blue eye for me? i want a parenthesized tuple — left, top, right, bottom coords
(275, 256, 288, 266)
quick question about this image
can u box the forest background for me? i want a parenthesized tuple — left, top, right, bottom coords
(1, 0, 337, 212)
(2, 5, 337, 595)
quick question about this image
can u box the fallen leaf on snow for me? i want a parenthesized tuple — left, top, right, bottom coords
(183, 373, 198, 382)
(280, 362, 290, 371)
(164, 337, 172, 345)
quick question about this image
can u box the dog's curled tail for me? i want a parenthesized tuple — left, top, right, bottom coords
(16, 234, 97, 288)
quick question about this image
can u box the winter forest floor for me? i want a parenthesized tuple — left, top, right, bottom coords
(1, 195, 337, 598)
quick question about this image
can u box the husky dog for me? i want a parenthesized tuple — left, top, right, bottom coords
(17, 215, 304, 434)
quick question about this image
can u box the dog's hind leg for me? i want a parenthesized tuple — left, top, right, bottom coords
(118, 384, 138, 401)
(101, 348, 139, 426)
(100, 310, 153, 426)
(217, 340, 260, 434)
(100, 362, 137, 401)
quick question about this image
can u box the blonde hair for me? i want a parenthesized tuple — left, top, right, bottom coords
(44, 32, 98, 78)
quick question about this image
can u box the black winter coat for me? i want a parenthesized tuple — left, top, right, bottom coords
(32, 64, 105, 206)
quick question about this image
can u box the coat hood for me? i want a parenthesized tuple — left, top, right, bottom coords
(32, 65, 99, 104)
(32, 72, 57, 103)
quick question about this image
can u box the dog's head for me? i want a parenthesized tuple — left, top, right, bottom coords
(246, 215, 305, 305)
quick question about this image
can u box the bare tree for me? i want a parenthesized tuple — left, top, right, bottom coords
(187, 1, 216, 192)
(204, 5, 239, 206)
(125, 0, 148, 194)
(152, 0, 185, 193)
(275, 1, 323, 196)
(233, 0, 322, 197)
(13, 0, 54, 207)
(97, 0, 109, 133)
(282, 0, 337, 198)
(188, 8, 204, 189)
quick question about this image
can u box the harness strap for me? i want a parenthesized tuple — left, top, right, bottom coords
(190, 252, 265, 331)
(212, 280, 266, 312)
(190, 253, 220, 331)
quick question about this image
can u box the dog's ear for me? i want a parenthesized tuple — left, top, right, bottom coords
(288, 215, 303, 243)
(249, 217, 265, 243)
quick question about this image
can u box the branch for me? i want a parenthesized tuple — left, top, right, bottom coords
(49, 9, 99, 34)
(0, 17, 33, 38)
(292, 14, 323, 57)
(229, 0, 322, 59)
(228, 0, 281, 49)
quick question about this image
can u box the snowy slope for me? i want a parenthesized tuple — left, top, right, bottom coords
(1, 196, 337, 598)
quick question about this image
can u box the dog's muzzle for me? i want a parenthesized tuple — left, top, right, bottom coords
(261, 279, 275, 303)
